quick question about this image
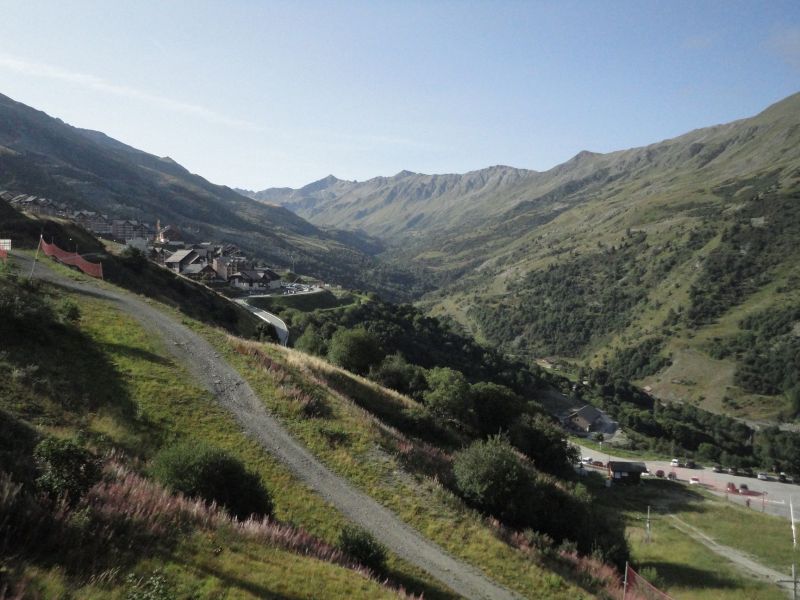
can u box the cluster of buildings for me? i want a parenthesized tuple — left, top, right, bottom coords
(1, 189, 284, 293)
(1, 192, 69, 216)
(156, 237, 282, 291)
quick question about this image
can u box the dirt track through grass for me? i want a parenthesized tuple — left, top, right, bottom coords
(16, 252, 521, 600)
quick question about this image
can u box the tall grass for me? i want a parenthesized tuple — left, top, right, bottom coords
(1, 462, 421, 599)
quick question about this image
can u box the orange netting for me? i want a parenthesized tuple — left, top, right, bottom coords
(40, 238, 103, 279)
(624, 564, 673, 600)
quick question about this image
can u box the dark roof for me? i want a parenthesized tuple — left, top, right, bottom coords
(570, 405, 602, 422)
(183, 263, 215, 275)
(257, 268, 280, 281)
(607, 462, 647, 474)
(165, 249, 196, 263)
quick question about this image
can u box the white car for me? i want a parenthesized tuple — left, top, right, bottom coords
(757, 472, 769, 481)
(689, 477, 700, 485)
(581, 457, 593, 464)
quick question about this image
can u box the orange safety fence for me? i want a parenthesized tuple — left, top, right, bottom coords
(40, 238, 103, 279)
(623, 564, 673, 600)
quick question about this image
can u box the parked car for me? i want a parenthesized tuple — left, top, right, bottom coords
(727, 467, 739, 476)
(655, 469, 665, 478)
(686, 460, 697, 469)
(726, 482, 738, 493)
(778, 473, 788, 483)
(757, 472, 769, 481)
(739, 483, 749, 492)
(712, 464, 722, 473)
(670, 458, 680, 467)
(592, 460, 605, 467)
(581, 457, 593, 464)
(740, 467, 754, 478)
(689, 477, 700, 485)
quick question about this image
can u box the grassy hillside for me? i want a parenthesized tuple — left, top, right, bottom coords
(0, 267, 430, 599)
(240, 92, 800, 421)
(411, 94, 800, 422)
(0, 92, 422, 300)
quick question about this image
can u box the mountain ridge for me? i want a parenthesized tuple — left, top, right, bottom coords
(0, 91, 403, 293)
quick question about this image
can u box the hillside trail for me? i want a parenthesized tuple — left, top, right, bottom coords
(14, 252, 522, 600)
(667, 515, 794, 596)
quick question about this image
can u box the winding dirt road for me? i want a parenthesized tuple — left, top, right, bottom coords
(15, 252, 521, 600)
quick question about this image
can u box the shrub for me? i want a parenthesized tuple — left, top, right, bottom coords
(368, 353, 428, 400)
(469, 382, 523, 435)
(150, 441, 273, 520)
(58, 298, 81, 323)
(337, 525, 387, 572)
(327, 328, 384, 375)
(423, 367, 472, 422)
(33, 437, 101, 505)
(294, 324, 327, 356)
(452, 435, 535, 525)
(256, 322, 279, 343)
(125, 571, 175, 600)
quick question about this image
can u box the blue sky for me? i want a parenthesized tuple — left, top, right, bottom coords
(1, 1, 799, 189)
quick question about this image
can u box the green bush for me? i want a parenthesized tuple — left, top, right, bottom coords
(452, 435, 535, 525)
(33, 437, 101, 505)
(337, 524, 387, 572)
(469, 382, 523, 435)
(423, 367, 472, 422)
(368, 353, 428, 400)
(151, 441, 273, 520)
(327, 328, 384, 375)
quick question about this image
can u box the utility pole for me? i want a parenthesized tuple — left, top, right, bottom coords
(646, 505, 652, 544)
(791, 498, 797, 600)
(622, 561, 629, 600)
(29, 233, 42, 280)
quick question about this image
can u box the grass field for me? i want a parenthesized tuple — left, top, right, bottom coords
(248, 289, 359, 313)
(601, 479, 788, 599)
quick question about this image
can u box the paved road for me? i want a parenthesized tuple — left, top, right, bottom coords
(575, 444, 800, 522)
(16, 252, 520, 600)
(235, 298, 290, 346)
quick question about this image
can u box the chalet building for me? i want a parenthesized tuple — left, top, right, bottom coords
(10, 195, 67, 216)
(164, 249, 202, 273)
(212, 256, 235, 281)
(183, 263, 218, 281)
(73, 210, 113, 235)
(567, 405, 603, 433)
(257, 268, 282, 290)
(607, 462, 647, 485)
(112, 220, 152, 241)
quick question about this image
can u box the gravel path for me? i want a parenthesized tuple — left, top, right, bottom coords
(17, 253, 520, 600)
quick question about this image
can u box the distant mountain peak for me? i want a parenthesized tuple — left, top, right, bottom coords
(299, 174, 341, 194)
(570, 150, 599, 162)
(394, 169, 416, 178)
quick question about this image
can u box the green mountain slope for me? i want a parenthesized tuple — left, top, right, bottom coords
(420, 93, 800, 420)
(253, 92, 800, 421)
(0, 92, 396, 292)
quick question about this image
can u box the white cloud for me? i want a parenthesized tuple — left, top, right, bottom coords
(0, 53, 260, 130)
